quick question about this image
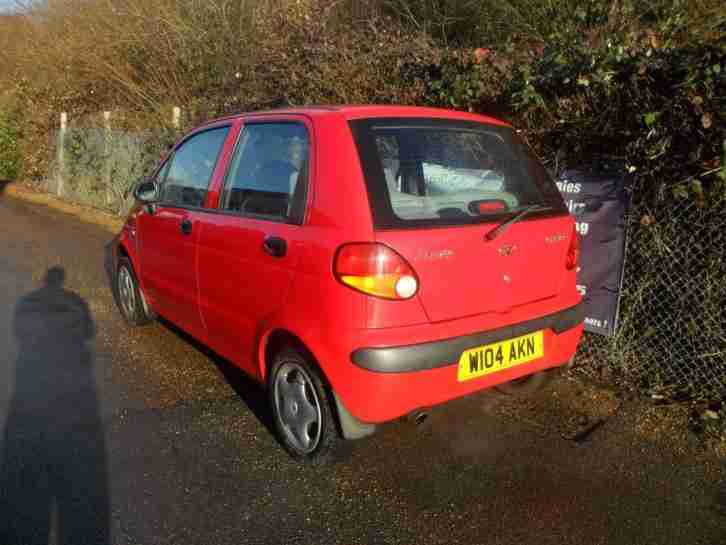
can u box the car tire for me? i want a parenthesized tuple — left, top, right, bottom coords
(495, 368, 558, 396)
(269, 347, 338, 462)
(114, 257, 155, 326)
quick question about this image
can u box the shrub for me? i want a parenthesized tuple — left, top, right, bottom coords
(244, 1, 435, 110)
(0, 107, 21, 181)
(405, 8, 725, 205)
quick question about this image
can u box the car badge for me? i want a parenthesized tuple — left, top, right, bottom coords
(498, 243, 518, 256)
(545, 234, 567, 244)
(416, 249, 455, 262)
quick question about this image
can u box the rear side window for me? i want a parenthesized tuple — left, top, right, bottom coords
(349, 118, 566, 229)
(220, 122, 309, 223)
(161, 126, 230, 208)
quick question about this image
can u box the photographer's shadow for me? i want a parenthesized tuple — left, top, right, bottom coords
(0, 267, 109, 544)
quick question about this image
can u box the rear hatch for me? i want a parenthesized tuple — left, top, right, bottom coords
(349, 117, 572, 323)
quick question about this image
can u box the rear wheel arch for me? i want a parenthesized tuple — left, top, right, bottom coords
(261, 328, 375, 446)
(261, 329, 329, 386)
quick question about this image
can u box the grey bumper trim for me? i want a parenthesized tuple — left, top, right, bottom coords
(351, 302, 584, 374)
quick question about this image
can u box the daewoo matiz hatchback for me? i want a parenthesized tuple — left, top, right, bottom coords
(112, 105, 584, 460)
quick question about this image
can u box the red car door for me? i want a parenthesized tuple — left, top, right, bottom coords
(197, 118, 312, 376)
(137, 124, 232, 337)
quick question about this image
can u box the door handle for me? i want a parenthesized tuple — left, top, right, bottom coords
(263, 236, 287, 258)
(180, 218, 193, 235)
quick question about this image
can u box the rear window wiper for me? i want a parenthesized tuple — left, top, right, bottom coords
(484, 204, 550, 241)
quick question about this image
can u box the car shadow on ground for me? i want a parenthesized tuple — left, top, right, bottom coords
(103, 239, 281, 446)
(0, 267, 110, 545)
(152, 319, 365, 463)
(157, 317, 278, 439)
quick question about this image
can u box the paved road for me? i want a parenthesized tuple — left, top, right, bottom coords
(0, 193, 725, 545)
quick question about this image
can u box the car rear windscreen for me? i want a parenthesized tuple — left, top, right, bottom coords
(349, 118, 566, 229)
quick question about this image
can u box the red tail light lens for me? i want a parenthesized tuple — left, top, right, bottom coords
(334, 243, 419, 300)
(477, 200, 507, 213)
(566, 225, 580, 271)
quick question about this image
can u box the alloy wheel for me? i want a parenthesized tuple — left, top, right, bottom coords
(117, 266, 136, 319)
(273, 362, 323, 454)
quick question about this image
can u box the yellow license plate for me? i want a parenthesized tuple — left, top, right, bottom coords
(457, 331, 544, 382)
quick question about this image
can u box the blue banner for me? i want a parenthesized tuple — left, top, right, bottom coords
(557, 168, 631, 336)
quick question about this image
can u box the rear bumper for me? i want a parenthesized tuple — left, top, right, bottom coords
(330, 303, 584, 424)
(351, 302, 584, 373)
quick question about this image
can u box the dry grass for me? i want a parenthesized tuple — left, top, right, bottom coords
(4, 183, 124, 233)
(5, 1, 266, 122)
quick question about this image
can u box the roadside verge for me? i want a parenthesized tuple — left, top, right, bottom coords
(1, 182, 124, 234)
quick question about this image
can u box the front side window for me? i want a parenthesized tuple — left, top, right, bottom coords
(161, 126, 230, 208)
(220, 122, 309, 222)
(350, 118, 566, 229)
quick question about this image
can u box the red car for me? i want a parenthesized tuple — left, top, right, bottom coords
(112, 105, 583, 460)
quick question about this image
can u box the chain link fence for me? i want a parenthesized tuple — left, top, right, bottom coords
(46, 126, 176, 216)
(575, 190, 726, 401)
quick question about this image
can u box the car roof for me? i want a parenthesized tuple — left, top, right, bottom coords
(200, 105, 511, 129)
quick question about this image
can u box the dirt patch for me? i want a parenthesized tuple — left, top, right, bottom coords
(485, 371, 621, 442)
(487, 370, 726, 459)
(3, 182, 124, 234)
(631, 403, 698, 455)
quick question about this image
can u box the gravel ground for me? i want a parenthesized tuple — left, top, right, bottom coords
(1, 193, 725, 545)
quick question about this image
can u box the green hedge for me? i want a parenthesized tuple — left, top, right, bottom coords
(412, 35, 725, 207)
(0, 109, 21, 181)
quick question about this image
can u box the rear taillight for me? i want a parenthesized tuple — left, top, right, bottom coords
(334, 243, 419, 300)
(566, 225, 580, 271)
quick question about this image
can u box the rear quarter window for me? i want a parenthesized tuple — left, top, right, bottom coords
(349, 118, 566, 229)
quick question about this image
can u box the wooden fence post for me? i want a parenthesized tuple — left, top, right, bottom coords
(103, 111, 112, 206)
(56, 112, 67, 197)
(172, 106, 181, 129)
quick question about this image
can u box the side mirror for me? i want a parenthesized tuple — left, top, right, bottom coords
(133, 180, 159, 203)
